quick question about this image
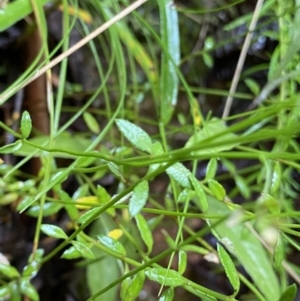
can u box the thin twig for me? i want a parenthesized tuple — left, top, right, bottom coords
(222, 0, 264, 119)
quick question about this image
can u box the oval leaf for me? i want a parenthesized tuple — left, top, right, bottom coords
(129, 181, 149, 218)
(72, 241, 95, 259)
(0, 285, 10, 299)
(178, 250, 187, 275)
(108, 162, 125, 182)
(189, 175, 208, 212)
(83, 112, 100, 134)
(271, 162, 281, 194)
(135, 214, 153, 254)
(20, 110, 32, 138)
(185, 118, 239, 155)
(115, 119, 152, 153)
(208, 180, 226, 201)
(122, 271, 145, 301)
(235, 175, 250, 199)
(0, 192, 18, 205)
(40, 224, 68, 239)
(159, 287, 174, 301)
(0, 263, 20, 278)
(76, 207, 99, 225)
(148, 141, 164, 174)
(97, 235, 126, 256)
(20, 279, 39, 301)
(0, 140, 22, 154)
(61, 246, 82, 260)
(22, 263, 39, 279)
(121, 277, 131, 301)
(278, 284, 297, 301)
(27, 202, 63, 217)
(145, 267, 186, 287)
(16, 196, 35, 212)
(217, 244, 240, 293)
(166, 163, 192, 189)
(206, 158, 218, 180)
(273, 234, 284, 271)
(181, 245, 209, 255)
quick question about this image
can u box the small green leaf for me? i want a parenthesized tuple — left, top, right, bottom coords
(8, 282, 21, 301)
(148, 141, 164, 174)
(72, 241, 95, 259)
(97, 235, 126, 256)
(0, 192, 18, 205)
(0, 285, 10, 299)
(159, 287, 174, 301)
(206, 158, 218, 180)
(28, 249, 44, 263)
(181, 245, 209, 255)
(177, 189, 196, 203)
(130, 271, 145, 298)
(72, 183, 89, 200)
(271, 162, 281, 194)
(178, 250, 187, 275)
(166, 163, 192, 189)
(23, 249, 44, 278)
(76, 207, 99, 224)
(115, 119, 152, 153)
(121, 277, 131, 301)
(204, 36, 215, 50)
(59, 189, 79, 221)
(257, 193, 280, 213)
(27, 202, 63, 217)
(244, 78, 260, 95)
(83, 112, 100, 134)
(129, 181, 149, 218)
(208, 180, 226, 201)
(235, 175, 250, 199)
(20, 110, 32, 138)
(20, 279, 39, 301)
(145, 268, 186, 287)
(61, 246, 82, 259)
(135, 214, 153, 254)
(40, 224, 68, 239)
(0, 140, 22, 154)
(0, 263, 20, 278)
(185, 118, 238, 155)
(273, 235, 284, 271)
(121, 271, 145, 301)
(22, 263, 39, 278)
(148, 215, 164, 231)
(203, 53, 213, 68)
(163, 231, 176, 248)
(189, 175, 208, 212)
(16, 196, 35, 212)
(278, 284, 297, 301)
(107, 162, 125, 182)
(217, 244, 240, 293)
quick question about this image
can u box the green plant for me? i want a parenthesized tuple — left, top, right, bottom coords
(0, 0, 300, 301)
